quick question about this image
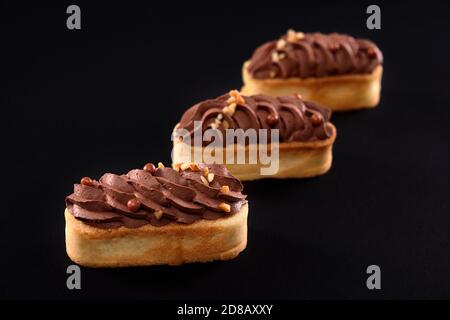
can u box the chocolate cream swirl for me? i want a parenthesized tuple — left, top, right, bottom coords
(66, 164, 247, 229)
(177, 92, 334, 145)
(247, 31, 383, 79)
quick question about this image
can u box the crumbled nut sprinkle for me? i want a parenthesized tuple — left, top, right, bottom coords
(272, 51, 280, 62)
(189, 163, 200, 172)
(180, 163, 191, 171)
(218, 202, 231, 213)
(228, 90, 245, 105)
(153, 210, 163, 220)
(200, 175, 209, 186)
(276, 39, 286, 49)
(286, 29, 305, 42)
(222, 106, 234, 117)
(220, 185, 230, 194)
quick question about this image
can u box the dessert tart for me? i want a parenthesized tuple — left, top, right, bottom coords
(172, 90, 336, 181)
(241, 30, 383, 111)
(65, 162, 248, 267)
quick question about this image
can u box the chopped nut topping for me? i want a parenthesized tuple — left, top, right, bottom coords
(173, 163, 181, 172)
(287, 29, 297, 42)
(200, 175, 209, 186)
(226, 96, 236, 104)
(207, 173, 214, 183)
(203, 167, 209, 176)
(218, 202, 231, 213)
(228, 90, 245, 105)
(222, 106, 233, 117)
(180, 163, 191, 171)
(157, 162, 165, 169)
(276, 39, 286, 49)
(189, 163, 200, 172)
(287, 29, 305, 42)
(222, 120, 230, 129)
(213, 112, 224, 128)
(272, 51, 280, 62)
(153, 210, 163, 220)
(220, 185, 230, 194)
(272, 51, 286, 62)
(210, 122, 219, 130)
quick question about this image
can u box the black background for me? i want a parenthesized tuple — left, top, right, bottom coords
(2, 1, 450, 299)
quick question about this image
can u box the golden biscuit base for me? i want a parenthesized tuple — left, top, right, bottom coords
(65, 204, 248, 268)
(172, 124, 336, 181)
(241, 62, 382, 111)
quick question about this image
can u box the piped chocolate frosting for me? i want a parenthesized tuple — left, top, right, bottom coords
(247, 30, 383, 79)
(65, 163, 247, 229)
(177, 91, 334, 144)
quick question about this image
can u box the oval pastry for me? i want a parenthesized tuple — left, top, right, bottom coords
(241, 30, 383, 111)
(172, 90, 337, 181)
(65, 163, 248, 267)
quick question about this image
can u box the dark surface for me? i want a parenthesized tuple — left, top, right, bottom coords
(2, 2, 450, 299)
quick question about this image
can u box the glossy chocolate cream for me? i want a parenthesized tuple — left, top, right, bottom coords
(247, 31, 383, 79)
(66, 164, 247, 229)
(176, 91, 334, 145)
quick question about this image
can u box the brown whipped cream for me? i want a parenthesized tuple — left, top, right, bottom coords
(247, 30, 383, 79)
(177, 91, 334, 144)
(66, 163, 247, 229)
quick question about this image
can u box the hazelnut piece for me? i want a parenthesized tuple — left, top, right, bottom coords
(311, 113, 322, 126)
(266, 114, 279, 127)
(127, 198, 141, 212)
(143, 163, 157, 174)
(367, 47, 377, 58)
(80, 177, 94, 187)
